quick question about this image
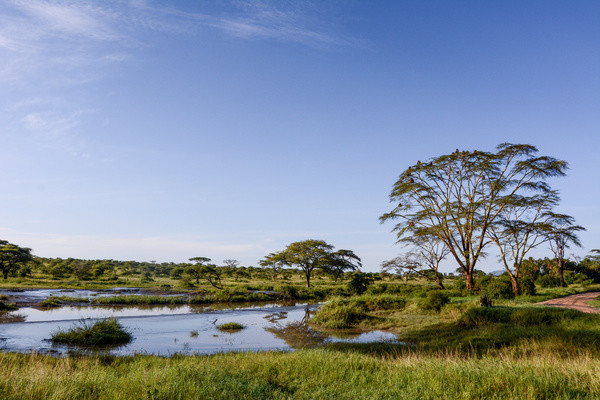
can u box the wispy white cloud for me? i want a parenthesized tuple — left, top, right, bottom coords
(0, 0, 352, 156)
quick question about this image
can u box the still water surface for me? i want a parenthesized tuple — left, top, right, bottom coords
(0, 300, 397, 356)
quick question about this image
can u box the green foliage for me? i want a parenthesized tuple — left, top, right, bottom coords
(0, 301, 18, 311)
(51, 317, 132, 346)
(310, 297, 368, 329)
(40, 297, 61, 308)
(419, 291, 450, 312)
(354, 294, 406, 311)
(538, 273, 561, 288)
(347, 272, 374, 295)
(483, 277, 515, 299)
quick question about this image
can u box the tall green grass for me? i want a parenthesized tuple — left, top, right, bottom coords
(51, 317, 132, 346)
(0, 350, 599, 399)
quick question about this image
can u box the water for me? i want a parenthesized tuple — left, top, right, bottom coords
(0, 302, 398, 356)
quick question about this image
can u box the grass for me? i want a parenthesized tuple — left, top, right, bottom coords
(217, 322, 245, 331)
(51, 317, 132, 346)
(39, 297, 61, 308)
(91, 295, 188, 305)
(0, 350, 599, 399)
(0, 301, 18, 311)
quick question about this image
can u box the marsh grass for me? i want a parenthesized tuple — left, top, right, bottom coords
(51, 317, 132, 346)
(91, 295, 187, 305)
(0, 301, 18, 311)
(39, 297, 61, 308)
(217, 322, 245, 331)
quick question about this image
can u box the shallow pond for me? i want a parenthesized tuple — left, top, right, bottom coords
(0, 302, 398, 356)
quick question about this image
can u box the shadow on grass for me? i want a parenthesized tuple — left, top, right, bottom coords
(322, 306, 600, 358)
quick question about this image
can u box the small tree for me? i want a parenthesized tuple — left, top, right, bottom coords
(266, 240, 342, 288)
(487, 191, 562, 295)
(259, 252, 287, 281)
(0, 240, 33, 280)
(322, 249, 362, 282)
(547, 215, 585, 287)
(187, 257, 224, 289)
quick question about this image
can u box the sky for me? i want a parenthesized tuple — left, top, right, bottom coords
(1, 0, 598, 272)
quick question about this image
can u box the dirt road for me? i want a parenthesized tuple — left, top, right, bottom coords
(537, 291, 600, 314)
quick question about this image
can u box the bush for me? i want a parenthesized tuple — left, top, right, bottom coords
(310, 297, 368, 329)
(358, 294, 406, 311)
(51, 317, 132, 346)
(537, 273, 561, 288)
(519, 276, 537, 295)
(347, 272, 374, 295)
(419, 291, 450, 312)
(484, 277, 515, 299)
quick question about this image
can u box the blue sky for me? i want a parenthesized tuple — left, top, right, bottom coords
(1, 1, 598, 271)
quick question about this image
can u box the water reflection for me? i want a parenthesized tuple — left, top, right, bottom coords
(0, 302, 398, 356)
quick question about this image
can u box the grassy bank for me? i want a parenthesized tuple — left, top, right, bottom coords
(0, 349, 599, 400)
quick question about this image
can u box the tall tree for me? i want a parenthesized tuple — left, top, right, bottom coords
(380, 143, 568, 290)
(266, 240, 336, 288)
(0, 240, 33, 280)
(547, 215, 585, 287)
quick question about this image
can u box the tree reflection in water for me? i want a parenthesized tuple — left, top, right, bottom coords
(264, 306, 329, 348)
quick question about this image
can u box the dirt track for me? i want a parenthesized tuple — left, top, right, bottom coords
(537, 292, 600, 314)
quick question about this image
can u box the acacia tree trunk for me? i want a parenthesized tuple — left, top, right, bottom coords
(304, 268, 311, 288)
(466, 273, 474, 291)
(557, 259, 566, 287)
(435, 273, 445, 289)
(509, 274, 520, 296)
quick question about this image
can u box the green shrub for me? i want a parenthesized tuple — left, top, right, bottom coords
(347, 272, 374, 295)
(419, 291, 450, 312)
(277, 285, 299, 300)
(51, 317, 132, 346)
(484, 277, 515, 299)
(357, 294, 406, 311)
(537, 273, 561, 288)
(310, 297, 368, 329)
(519, 276, 536, 295)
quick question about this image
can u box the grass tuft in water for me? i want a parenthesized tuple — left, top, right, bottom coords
(0, 300, 18, 311)
(217, 322, 245, 331)
(51, 317, 132, 346)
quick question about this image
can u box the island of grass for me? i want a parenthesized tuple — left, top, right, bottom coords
(217, 322, 245, 331)
(51, 317, 132, 346)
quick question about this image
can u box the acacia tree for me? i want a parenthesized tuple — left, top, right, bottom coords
(267, 240, 349, 288)
(187, 257, 223, 289)
(547, 215, 585, 287)
(380, 143, 568, 290)
(487, 191, 562, 295)
(0, 240, 33, 280)
(259, 252, 287, 281)
(381, 235, 449, 289)
(322, 249, 362, 282)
